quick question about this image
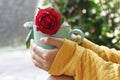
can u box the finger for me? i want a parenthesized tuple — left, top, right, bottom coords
(31, 49, 45, 65)
(32, 55, 50, 71)
(48, 75, 74, 80)
(43, 48, 58, 63)
(30, 39, 45, 59)
(32, 59, 45, 70)
(30, 47, 47, 70)
(40, 37, 64, 48)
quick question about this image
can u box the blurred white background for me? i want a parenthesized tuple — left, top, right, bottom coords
(0, 0, 49, 80)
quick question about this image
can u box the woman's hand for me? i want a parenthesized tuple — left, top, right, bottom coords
(30, 37, 64, 71)
(47, 75, 74, 80)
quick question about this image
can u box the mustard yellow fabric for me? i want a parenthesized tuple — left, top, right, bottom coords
(81, 39, 120, 64)
(48, 39, 120, 80)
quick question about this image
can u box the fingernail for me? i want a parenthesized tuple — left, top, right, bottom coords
(40, 38, 46, 43)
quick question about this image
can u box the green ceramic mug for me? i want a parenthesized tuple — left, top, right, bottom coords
(33, 24, 84, 49)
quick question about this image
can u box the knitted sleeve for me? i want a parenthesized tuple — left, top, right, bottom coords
(48, 39, 120, 80)
(81, 39, 120, 63)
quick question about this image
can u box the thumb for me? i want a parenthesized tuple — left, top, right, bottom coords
(40, 37, 64, 48)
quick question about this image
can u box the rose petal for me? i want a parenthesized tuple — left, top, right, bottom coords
(35, 8, 60, 35)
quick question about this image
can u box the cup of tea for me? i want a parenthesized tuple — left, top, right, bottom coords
(33, 22, 84, 49)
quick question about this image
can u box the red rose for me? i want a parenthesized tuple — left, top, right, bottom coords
(35, 9, 60, 35)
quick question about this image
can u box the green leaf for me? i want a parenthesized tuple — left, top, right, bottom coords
(26, 29, 34, 48)
(42, 1, 48, 6)
(60, 16, 64, 25)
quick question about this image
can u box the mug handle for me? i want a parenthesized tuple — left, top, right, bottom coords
(70, 29, 84, 44)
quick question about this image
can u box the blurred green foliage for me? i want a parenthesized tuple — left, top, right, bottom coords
(51, 0, 120, 49)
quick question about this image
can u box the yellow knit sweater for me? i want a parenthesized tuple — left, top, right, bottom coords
(48, 39, 120, 80)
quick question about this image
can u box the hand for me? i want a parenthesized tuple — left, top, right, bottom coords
(30, 37, 64, 71)
(47, 75, 74, 80)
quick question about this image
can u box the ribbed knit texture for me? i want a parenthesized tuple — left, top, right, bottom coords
(48, 39, 120, 80)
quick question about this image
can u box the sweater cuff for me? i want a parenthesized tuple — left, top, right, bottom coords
(48, 39, 76, 75)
